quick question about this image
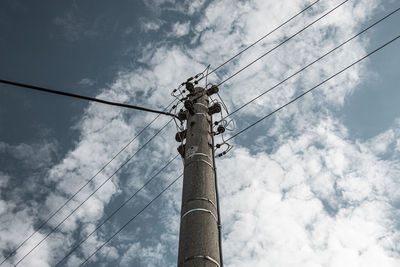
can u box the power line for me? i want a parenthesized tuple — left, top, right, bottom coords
(79, 172, 183, 267)
(217, 0, 349, 87)
(198, 0, 321, 81)
(217, 7, 400, 123)
(0, 101, 175, 266)
(13, 118, 173, 266)
(0, 79, 178, 119)
(224, 34, 400, 143)
(55, 154, 179, 266)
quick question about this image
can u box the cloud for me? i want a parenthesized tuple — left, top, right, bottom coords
(217, 118, 400, 266)
(78, 78, 96, 86)
(170, 21, 190, 37)
(3, 0, 400, 266)
(139, 18, 165, 32)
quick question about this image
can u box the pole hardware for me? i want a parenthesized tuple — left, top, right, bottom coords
(208, 103, 221, 115)
(175, 129, 187, 142)
(178, 109, 187, 121)
(185, 82, 195, 93)
(184, 100, 195, 115)
(181, 208, 218, 223)
(187, 197, 217, 210)
(206, 85, 219, 96)
(184, 255, 221, 267)
(177, 144, 185, 158)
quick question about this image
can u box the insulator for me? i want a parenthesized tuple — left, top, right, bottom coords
(175, 129, 187, 142)
(184, 100, 195, 115)
(216, 144, 221, 149)
(217, 151, 227, 157)
(186, 82, 195, 93)
(194, 80, 198, 84)
(208, 103, 221, 115)
(217, 125, 225, 134)
(206, 85, 219, 96)
(186, 77, 194, 82)
(177, 144, 185, 158)
(178, 110, 187, 121)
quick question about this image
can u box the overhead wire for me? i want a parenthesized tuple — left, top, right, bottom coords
(78, 172, 184, 267)
(217, 0, 350, 87)
(0, 100, 176, 266)
(223, 34, 400, 143)
(197, 0, 321, 81)
(216, 6, 400, 123)
(13, 118, 174, 266)
(0, 79, 178, 119)
(55, 154, 180, 266)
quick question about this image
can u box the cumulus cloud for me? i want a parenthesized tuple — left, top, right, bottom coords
(217, 118, 400, 266)
(170, 21, 190, 37)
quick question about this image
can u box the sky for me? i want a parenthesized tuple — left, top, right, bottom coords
(0, 0, 399, 266)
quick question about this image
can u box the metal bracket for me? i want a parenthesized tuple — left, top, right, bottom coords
(194, 102, 209, 109)
(185, 159, 214, 170)
(181, 208, 218, 222)
(185, 153, 214, 170)
(184, 255, 220, 266)
(186, 152, 212, 161)
(187, 197, 217, 209)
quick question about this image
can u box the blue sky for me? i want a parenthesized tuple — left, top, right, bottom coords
(0, 0, 399, 266)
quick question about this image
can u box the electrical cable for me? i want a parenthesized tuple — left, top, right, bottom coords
(54, 154, 180, 266)
(217, 0, 349, 87)
(198, 0, 321, 81)
(217, 7, 400, 123)
(0, 79, 178, 119)
(0, 100, 176, 266)
(78, 172, 184, 266)
(224, 34, 400, 143)
(12, 118, 174, 266)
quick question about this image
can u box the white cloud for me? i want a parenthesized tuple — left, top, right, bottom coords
(139, 18, 164, 32)
(3, 0, 400, 266)
(217, 118, 400, 266)
(170, 21, 190, 37)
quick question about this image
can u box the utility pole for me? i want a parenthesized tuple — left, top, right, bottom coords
(176, 84, 222, 267)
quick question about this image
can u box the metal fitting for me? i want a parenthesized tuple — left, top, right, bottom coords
(186, 82, 195, 93)
(184, 100, 195, 115)
(178, 109, 187, 121)
(206, 85, 219, 96)
(208, 103, 221, 115)
(177, 144, 185, 158)
(217, 125, 225, 134)
(175, 129, 187, 142)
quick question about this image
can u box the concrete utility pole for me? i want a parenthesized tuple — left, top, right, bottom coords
(177, 85, 222, 267)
